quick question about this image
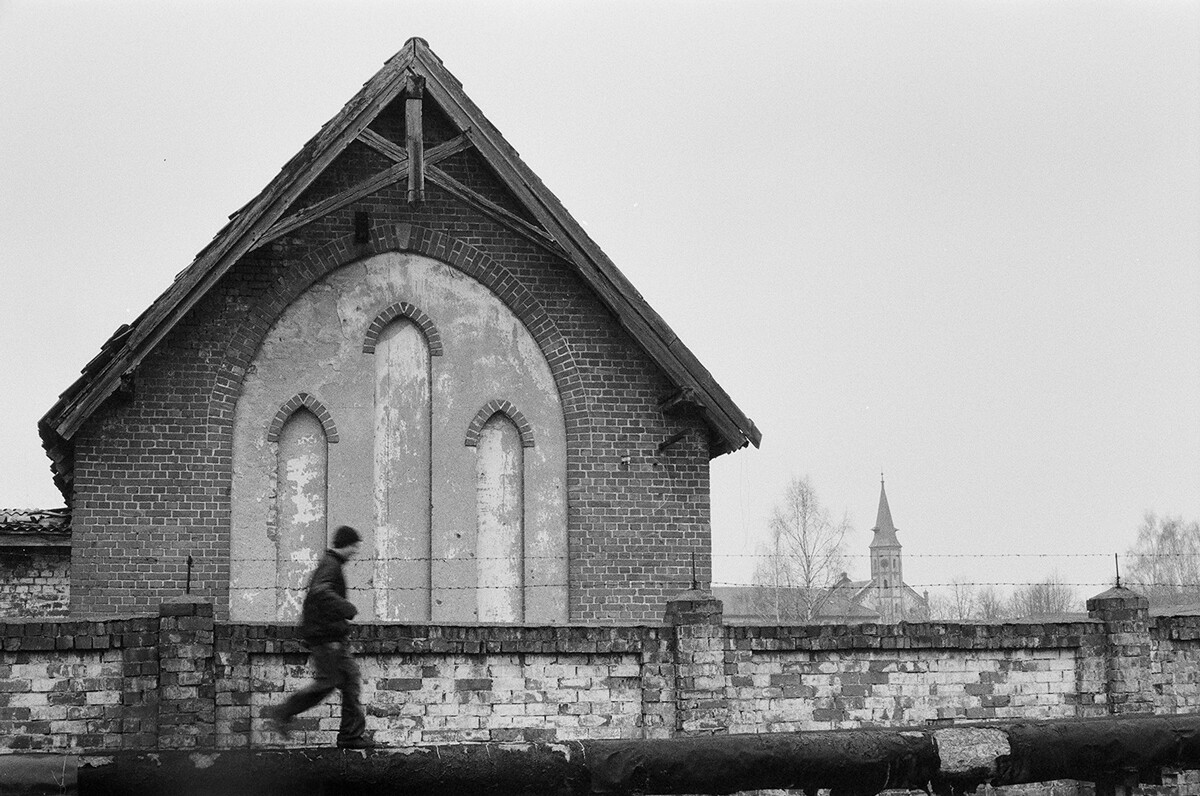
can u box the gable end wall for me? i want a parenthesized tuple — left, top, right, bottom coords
(68, 131, 712, 621)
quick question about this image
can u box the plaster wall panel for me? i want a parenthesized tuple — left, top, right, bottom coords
(230, 252, 567, 622)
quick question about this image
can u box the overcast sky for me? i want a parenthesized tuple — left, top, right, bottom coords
(1, 1, 1197, 599)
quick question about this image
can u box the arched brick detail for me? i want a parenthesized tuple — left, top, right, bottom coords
(464, 400, 535, 448)
(266, 393, 340, 444)
(207, 223, 588, 457)
(362, 302, 443, 355)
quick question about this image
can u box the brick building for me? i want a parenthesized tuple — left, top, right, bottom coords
(0, 510, 70, 617)
(33, 38, 760, 624)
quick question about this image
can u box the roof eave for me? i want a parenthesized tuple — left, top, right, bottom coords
(41, 46, 421, 448)
(410, 40, 761, 456)
(41, 37, 761, 488)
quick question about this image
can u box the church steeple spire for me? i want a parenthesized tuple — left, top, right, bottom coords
(870, 476, 900, 548)
(869, 475, 904, 623)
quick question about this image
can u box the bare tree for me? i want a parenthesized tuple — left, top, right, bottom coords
(1122, 513, 1200, 609)
(750, 475, 851, 622)
(1009, 572, 1078, 618)
(930, 582, 1016, 622)
(929, 580, 979, 621)
(975, 586, 1010, 621)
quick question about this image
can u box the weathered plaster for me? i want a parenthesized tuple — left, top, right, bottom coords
(374, 320, 432, 622)
(476, 415, 524, 622)
(274, 409, 327, 620)
(230, 252, 567, 622)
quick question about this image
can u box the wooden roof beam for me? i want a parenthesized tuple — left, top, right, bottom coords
(256, 133, 470, 248)
(405, 74, 426, 204)
(425, 165, 565, 258)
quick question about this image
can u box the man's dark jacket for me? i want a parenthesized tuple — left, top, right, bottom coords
(299, 549, 358, 645)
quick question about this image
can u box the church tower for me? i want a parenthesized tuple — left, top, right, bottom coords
(869, 478, 904, 623)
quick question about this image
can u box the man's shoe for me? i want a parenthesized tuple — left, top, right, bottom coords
(262, 705, 293, 740)
(336, 737, 375, 749)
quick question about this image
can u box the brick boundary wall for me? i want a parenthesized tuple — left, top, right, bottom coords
(3, 589, 1198, 756)
(214, 619, 672, 747)
(0, 612, 158, 751)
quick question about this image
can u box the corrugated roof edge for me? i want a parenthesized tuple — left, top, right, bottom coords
(0, 508, 71, 534)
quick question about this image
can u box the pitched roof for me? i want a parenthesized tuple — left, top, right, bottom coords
(39, 37, 761, 500)
(0, 508, 71, 548)
(870, 479, 900, 548)
(812, 575, 877, 619)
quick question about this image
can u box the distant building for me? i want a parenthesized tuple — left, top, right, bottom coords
(718, 479, 929, 624)
(0, 510, 70, 617)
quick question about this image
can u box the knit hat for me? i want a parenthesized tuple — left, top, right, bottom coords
(332, 525, 361, 549)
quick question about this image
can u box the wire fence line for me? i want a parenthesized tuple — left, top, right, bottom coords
(190, 547, 1200, 593)
(224, 580, 1200, 592)
(229, 584, 570, 592)
(717, 552, 1200, 559)
(234, 554, 573, 563)
(219, 552, 1200, 563)
(716, 580, 1190, 589)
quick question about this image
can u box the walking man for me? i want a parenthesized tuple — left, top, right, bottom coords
(264, 525, 372, 748)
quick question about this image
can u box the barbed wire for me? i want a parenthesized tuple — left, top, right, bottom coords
(718, 552, 1200, 559)
(194, 552, 1200, 564)
(235, 555, 567, 563)
(714, 581, 1115, 589)
(716, 552, 1114, 559)
(229, 584, 571, 591)
(201, 548, 1200, 593)
(225, 579, 1200, 592)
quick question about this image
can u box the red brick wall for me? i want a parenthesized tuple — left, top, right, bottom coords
(67, 94, 714, 621)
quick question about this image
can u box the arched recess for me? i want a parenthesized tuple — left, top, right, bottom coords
(363, 302, 443, 356)
(475, 413, 525, 623)
(267, 393, 340, 443)
(372, 317, 433, 622)
(274, 407, 329, 620)
(464, 400, 535, 448)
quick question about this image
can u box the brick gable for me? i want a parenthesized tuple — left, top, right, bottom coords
(49, 38, 756, 623)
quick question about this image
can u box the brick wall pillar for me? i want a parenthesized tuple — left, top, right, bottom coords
(1086, 586, 1153, 715)
(639, 628, 676, 740)
(119, 618, 160, 748)
(664, 589, 728, 736)
(157, 597, 216, 748)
